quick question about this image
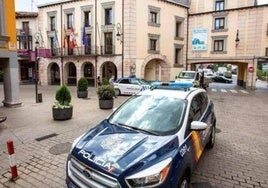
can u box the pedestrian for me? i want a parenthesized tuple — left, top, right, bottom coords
(97, 76, 101, 86)
(109, 75, 115, 86)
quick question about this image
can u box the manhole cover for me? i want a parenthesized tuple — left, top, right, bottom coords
(49, 142, 72, 155)
(191, 182, 212, 188)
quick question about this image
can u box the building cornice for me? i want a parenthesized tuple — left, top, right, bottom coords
(189, 4, 268, 16)
(16, 12, 38, 18)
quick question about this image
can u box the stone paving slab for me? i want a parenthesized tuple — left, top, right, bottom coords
(0, 85, 267, 188)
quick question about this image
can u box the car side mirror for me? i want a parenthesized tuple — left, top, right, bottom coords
(190, 121, 208, 131)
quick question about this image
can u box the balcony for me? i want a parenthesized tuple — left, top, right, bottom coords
(16, 28, 32, 36)
(49, 45, 116, 57)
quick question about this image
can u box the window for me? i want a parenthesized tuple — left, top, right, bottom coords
(84, 11, 92, 27)
(174, 47, 183, 67)
(22, 22, 29, 33)
(150, 11, 157, 23)
(50, 16, 56, 31)
(105, 8, 113, 25)
(67, 13, 73, 29)
(150, 39, 157, 51)
(148, 6, 160, 27)
(148, 34, 160, 53)
(175, 16, 184, 39)
(215, 0, 225, 11)
(17, 35, 32, 50)
(104, 32, 113, 54)
(215, 17, 225, 30)
(212, 35, 227, 53)
(214, 39, 224, 51)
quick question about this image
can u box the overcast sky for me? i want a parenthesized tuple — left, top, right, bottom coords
(15, 0, 268, 12)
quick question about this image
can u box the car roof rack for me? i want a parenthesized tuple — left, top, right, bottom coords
(151, 82, 193, 91)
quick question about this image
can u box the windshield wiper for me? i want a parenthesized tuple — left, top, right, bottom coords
(115, 122, 158, 136)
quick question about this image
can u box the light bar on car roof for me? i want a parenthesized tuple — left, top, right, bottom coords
(151, 82, 193, 90)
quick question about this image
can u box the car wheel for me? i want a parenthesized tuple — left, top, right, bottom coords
(178, 173, 190, 188)
(115, 89, 120, 96)
(206, 125, 215, 149)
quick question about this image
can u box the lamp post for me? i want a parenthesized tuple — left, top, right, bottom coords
(34, 41, 39, 103)
(116, 23, 124, 78)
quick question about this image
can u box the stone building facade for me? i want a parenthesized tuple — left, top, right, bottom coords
(36, 0, 190, 86)
(188, 0, 268, 89)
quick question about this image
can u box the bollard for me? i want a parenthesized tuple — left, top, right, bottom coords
(6, 139, 18, 180)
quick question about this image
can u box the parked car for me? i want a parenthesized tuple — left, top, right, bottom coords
(66, 82, 216, 188)
(175, 70, 210, 89)
(212, 75, 233, 83)
(113, 77, 151, 96)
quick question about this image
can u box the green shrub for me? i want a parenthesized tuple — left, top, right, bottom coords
(97, 85, 115, 100)
(102, 77, 109, 85)
(54, 84, 72, 108)
(77, 77, 88, 91)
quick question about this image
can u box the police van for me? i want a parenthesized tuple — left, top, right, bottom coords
(66, 82, 216, 188)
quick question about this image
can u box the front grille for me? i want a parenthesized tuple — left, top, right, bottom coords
(68, 157, 121, 188)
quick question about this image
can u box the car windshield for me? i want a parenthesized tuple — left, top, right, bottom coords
(178, 72, 195, 79)
(109, 95, 186, 135)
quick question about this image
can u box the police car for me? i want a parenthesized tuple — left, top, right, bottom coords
(113, 77, 151, 96)
(66, 82, 216, 188)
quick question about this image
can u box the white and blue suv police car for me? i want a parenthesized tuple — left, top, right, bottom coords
(66, 82, 216, 188)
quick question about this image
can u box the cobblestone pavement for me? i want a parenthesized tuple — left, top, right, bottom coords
(0, 85, 267, 188)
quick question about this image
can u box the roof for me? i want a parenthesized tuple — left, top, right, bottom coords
(16, 12, 38, 18)
(37, 0, 72, 8)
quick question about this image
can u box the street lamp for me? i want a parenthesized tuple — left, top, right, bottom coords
(116, 22, 124, 78)
(35, 41, 39, 103)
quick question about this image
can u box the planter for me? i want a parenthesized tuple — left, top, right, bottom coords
(52, 107, 73, 120)
(99, 99, 113, 109)
(77, 90, 88, 98)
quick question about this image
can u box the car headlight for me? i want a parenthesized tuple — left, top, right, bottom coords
(125, 158, 172, 188)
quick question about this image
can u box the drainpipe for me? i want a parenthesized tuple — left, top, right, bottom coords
(60, 4, 64, 85)
(95, 0, 98, 87)
(121, 0, 124, 78)
(186, 8, 189, 71)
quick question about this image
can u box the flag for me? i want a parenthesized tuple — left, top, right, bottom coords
(69, 27, 76, 49)
(82, 27, 88, 46)
(53, 30, 58, 48)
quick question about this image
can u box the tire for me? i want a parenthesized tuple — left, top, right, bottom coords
(115, 89, 120, 96)
(206, 125, 216, 149)
(178, 173, 190, 188)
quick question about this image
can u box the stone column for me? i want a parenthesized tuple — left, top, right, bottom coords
(2, 52, 22, 107)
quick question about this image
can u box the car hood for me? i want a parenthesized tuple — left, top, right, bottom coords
(71, 120, 178, 175)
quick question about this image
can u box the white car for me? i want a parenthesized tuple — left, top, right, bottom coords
(114, 77, 151, 96)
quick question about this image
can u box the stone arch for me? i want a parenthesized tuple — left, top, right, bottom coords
(141, 54, 170, 82)
(100, 61, 118, 82)
(64, 62, 77, 86)
(81, 61, 95, 86)
(47, 62, 60, 85)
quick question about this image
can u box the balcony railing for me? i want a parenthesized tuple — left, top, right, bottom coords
(50, 45, 116, 57)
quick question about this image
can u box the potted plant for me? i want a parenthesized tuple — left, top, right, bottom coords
(97, 84, 115, 109)
(77, 77, 88, 98)
(52, 84, 73, 120)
